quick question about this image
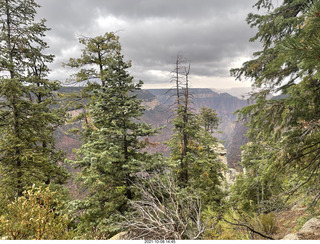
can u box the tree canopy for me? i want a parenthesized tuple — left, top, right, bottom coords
(65, 33, 166, 238)
(0, 0, 68, 198)
(231, 0, 320, 213)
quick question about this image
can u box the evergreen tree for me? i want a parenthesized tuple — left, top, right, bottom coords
(230, 141, 284, 214)
(191, 107, 226, 209)
(0, 0, 68, 198)
(66, 33, 164, 238)
(231, 0, 320, 211)
(167, 56, 193, 187)
(63, 32, 121, 117)
(167, 56, 225, 209)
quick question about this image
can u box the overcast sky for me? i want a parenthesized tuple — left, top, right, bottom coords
(36, 0, 265, 89)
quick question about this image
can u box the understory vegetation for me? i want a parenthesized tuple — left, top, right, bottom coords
(0, 0, 320, 240)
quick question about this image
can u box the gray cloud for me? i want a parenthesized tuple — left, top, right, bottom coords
(36, 0, 261, 88)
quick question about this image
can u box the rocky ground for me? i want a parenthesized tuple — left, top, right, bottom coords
(282, 217, 320, 240)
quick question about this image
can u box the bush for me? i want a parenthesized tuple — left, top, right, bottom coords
(202, 220, 249, 240)
(253, 212, 277, 236)
(0, 186, 75, 240)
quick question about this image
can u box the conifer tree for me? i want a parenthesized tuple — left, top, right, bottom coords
(66, 33, 164, 238)
(231, 0, 320, 211)
(230, 141, 284, 214)
(167, 56, 225, 209)
(192, 107, 226, 208)
(168, 55, 193, 187)
(63, 32, 121, 116)
(0, 0, 68, 198)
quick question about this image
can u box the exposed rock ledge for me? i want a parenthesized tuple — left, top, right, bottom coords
(213, 143, 238, 185)
(109, 231, 128, 240)
(282, 217, 320, 240)
(142, 99, 160, 110)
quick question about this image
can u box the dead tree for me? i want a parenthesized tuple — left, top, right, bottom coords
(124, 173, 214, 240)
(169, 55, 194, 187)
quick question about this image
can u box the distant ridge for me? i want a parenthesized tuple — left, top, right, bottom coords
(214, 87, 252, 99)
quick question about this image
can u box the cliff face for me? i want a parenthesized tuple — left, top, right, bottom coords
(214, 143, 238, 186)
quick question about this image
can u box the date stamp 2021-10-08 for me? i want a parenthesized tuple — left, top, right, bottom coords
(144, 240, 176, 244)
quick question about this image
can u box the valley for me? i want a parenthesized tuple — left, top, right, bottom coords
(55, 87, 250, 168)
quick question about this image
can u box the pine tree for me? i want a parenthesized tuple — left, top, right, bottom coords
(192, 107, 226, 209)
(66, 33, 164, 238)
(231, 0, 320, 212)
(167, 56, 225, 209)
(0, 0, 68, 198)
(63, 32, 121, 117)
(167, 55, 193, 187)
(229, 141, 284, 214)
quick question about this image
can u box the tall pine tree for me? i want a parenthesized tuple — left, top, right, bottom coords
(66, 33, 164, 238)
(167, 55, 226, 210)
(231, 0, 320, 212)
(0, 0, 68, 198)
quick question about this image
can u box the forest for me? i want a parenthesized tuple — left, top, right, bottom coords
(0, 0, 320, 240)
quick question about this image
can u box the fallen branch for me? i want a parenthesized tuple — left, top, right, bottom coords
(223, 218, 274, 240)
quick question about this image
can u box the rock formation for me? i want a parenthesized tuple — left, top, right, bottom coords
(213, 143, 238, 186)
(282, 217, 320, 240)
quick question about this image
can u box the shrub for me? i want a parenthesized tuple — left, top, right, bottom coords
(253, 212, 277, 235)
(0, 186, 75, 240)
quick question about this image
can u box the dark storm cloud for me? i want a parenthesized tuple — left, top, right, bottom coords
(36, 0, 261, 88)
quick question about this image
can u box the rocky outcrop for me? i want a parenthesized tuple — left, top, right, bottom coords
(142, 98, 160, 110)
(282, 217, 320, 240)
(214, 143, 227, 165)
(214, 143, 238, 186)
(109, 231, 128, 240)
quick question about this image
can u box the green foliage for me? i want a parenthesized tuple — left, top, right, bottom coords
(203, 208, 250, 240)
(167, 57, 226, 217)
(167, 95, 226, 210)
(0, 0, 68, 198)
(66, 33, 167, 238)
(198, 106, 220, 133)
(252, 212, 277, 235)
(63, 32, 122, 112)
(65, 33, 121, 87)
(0, 186, 75, 240)
(203, 220, 249, 240)
(230, 141, 285, 214)
(230, 0, 320, 217)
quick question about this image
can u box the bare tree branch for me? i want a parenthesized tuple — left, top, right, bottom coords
(223, 218, 274, 240)
(123, 173, 215, 240)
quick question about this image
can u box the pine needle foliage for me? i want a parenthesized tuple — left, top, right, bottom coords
(166, 56, 226, 211)
(231, 0, 320, 214)
(0, 0, 68, 199)
(65, 33, 166, 238)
